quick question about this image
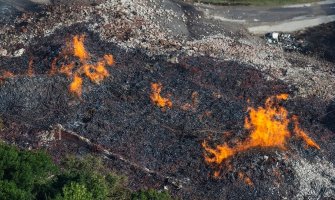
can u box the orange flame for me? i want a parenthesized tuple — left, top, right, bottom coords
(59, 63, 75, 77)
(150, 83, 172, 108)
(70, 74, 83, 97)
(104, 54, 114, 65)
(68, 35, 114, 96)
(292, 115, 320, 149)
(52, 35, 115, 96)
(73, 35, 89, 61)
(238, 172, 254, 186)
(203, 94, 319, 173)
(83, 62, 109, 84)
(0, 35, 114, 97)
(243, 94, 290, 149)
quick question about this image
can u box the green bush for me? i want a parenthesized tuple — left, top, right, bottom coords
(57, 182, 93, 200)
(53, 155, 131, 200)
(131, 189, 173, 200)
(0, 142, 173, 200)
(0, 142, 57, 200)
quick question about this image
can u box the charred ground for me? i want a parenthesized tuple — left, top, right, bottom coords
(0, 0, 335, 200)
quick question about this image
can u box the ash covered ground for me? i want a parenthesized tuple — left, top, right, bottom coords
(0, 0, 335, 199)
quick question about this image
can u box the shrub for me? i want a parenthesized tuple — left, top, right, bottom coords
(57, 182, 93, 200)
(54, 155, 131, 200)
(0, 142, 173, 200)
(0, 142, 57, 200)
(131, 189, 173, 200)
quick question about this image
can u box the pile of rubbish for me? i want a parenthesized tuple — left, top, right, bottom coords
(264, 32, 308, 52)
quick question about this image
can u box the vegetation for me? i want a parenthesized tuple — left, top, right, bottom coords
(0, 142, 173, 200)
(132, 189, 173, 200)
(192, 0, 320, 6)
(0, 142, 57, 199)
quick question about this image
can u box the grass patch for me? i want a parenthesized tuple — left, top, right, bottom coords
(193, 0, 320, 6)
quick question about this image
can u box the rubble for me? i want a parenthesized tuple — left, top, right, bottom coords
(0, 0, 334, 100)
(265, 32, 280, 43)
(292, 157, 335, 199)
(0, 0, 335, 199)
(265, 32, 308, 52)
(13, 48, 25, 57)
(0, 48, 8, 57)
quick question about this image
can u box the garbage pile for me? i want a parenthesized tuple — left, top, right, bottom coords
(1, 1, 335, 199)
(264, 32, 308, 52)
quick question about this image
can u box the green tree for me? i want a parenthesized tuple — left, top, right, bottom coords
(0, 142, 57, 200)
(131, 189, 173, 200)
(53, 155, 130, 200)
(0, 142, 173, 200)
(58, 182, 93, 200)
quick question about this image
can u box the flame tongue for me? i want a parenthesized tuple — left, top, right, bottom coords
(70, 74, 83, 97)
(57, 35, 115, 96)
(73, 35, 89, 61)
(292, 115, 320, 149)
(83, 62, 109, 84)
(150, 83, 172, 108)
(203, 94, 320, 173)
(0, 35, 115, 97)
(244, 94, 290, 149)
(104, 55, 114, 65)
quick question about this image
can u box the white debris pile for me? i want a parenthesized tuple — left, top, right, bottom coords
(88, 0, 187, 51)
(0, 0, 334, 100)
(0, 0, 187, 56)
(185, 34, 290, 71)
(292, 157, 335, 199)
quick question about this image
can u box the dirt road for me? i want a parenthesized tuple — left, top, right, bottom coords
(195, 0, 335, 33)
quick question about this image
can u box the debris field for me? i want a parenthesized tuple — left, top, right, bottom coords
(0, 0, 335, 199)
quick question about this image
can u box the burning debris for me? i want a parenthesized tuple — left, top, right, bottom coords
(203, 94, 320, 176)
(150, 83, 172, 109)
(58, 35, 115, 96)
(238, 171, 254, 187)
(0, 34, 115, 97)
(1, 1, 335, 199)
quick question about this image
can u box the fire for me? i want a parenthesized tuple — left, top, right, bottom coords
(150, 83, 172, 108)
(292, 115, 320, 149)
(203, 94, 320, 174)
(53, 35, 115, 96)
(238, 172, 254, 186)
(73, 35, 89, 61)
(83, 62, 109, 84)
(0, 35, 114, 97)
(243, 94, 290, 149)
(0, 71, 15, 82)
(104, 54, 114, 65)
(59, 63, 75, 77)
(70, 74, 83, 97)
